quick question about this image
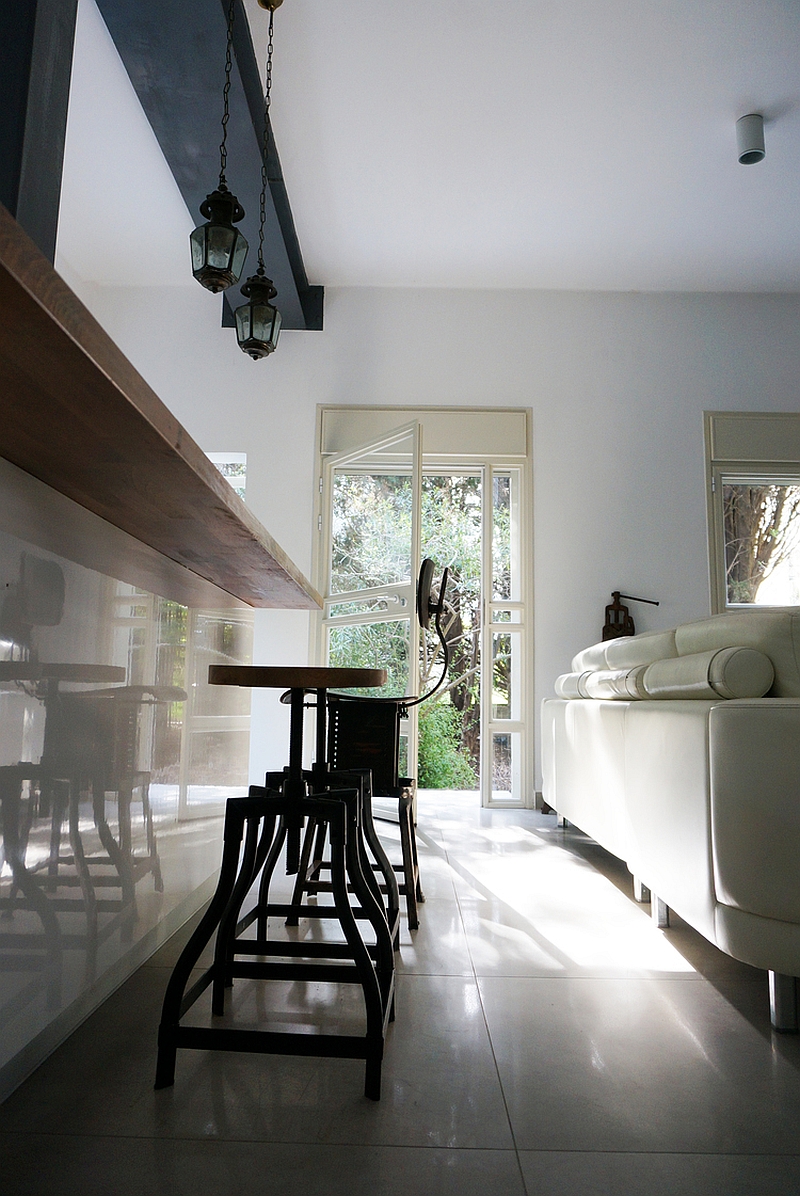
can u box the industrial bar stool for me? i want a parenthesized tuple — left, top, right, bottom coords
(154, 666, 396, 1101)
(291, 695, 423, 932)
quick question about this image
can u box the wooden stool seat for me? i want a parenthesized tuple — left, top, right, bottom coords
(207, 665, 386, 690)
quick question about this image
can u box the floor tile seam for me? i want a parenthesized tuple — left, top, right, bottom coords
(470, 932, 528, 1178)
(514, 1147, 800, 1157)
(397, 969, 473, 977)
(469, 973, 752, 982)
(474, 973, 761, 987)
(0, 1127, 523, 1152)
(415, 824, 482, 982)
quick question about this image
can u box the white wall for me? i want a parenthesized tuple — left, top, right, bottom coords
(71, 281, 800, 788)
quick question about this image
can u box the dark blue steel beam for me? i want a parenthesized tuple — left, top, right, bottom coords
(96, 0, 323, 331)
(0, 0, 79, 262)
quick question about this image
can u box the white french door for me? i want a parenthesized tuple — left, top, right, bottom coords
(316, 422, 423, 772)
(315, 408, 532, 808)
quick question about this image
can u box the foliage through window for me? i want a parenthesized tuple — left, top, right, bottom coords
(206, 452, 247, 501)
(723, 483, 800, 604)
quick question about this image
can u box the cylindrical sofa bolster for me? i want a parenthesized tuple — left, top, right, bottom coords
(642, 647, 774, 700)
(555, 647, 774, 701)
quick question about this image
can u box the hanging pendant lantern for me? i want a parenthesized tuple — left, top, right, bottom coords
(189, 0, 249, 292)
(235, 0, 282, 358)
(235, 268, 282, 358)
(190, 184, 249, 292)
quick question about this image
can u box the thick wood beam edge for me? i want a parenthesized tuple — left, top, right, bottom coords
(0, 205, 321, 610)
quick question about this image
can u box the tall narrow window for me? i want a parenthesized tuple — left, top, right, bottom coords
(706, 413, 800, 611)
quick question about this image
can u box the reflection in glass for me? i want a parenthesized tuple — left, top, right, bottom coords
(0, 534, 253, 1085)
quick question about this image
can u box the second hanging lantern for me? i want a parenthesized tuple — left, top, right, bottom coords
(235, 0, 282, 359)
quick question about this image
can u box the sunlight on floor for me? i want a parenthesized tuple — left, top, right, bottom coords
(417, 790, 697, 975)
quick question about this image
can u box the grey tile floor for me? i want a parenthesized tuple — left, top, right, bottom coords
(2, 792, 800, 1195)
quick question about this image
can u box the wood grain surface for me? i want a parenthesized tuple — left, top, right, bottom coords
(208, 665, 388, 689)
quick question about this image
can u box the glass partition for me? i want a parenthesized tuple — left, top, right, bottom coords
(0, 460, 253, 1094)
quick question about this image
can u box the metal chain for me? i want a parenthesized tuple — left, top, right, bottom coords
(257, 7, 274, 271)
(218, 0, 236, 186)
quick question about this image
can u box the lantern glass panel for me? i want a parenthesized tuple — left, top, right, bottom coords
(190, 227, 206, 272)
(251, 303, 271, 342)
(231, 234, 249, 281)
(206, 224, 236, 269)
(234, 303, 252, 343)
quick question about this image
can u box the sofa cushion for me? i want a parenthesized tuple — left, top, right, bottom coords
(555, 648, 773, 701)
(571, 629, 677, 674)
(674, 609, 800, 697)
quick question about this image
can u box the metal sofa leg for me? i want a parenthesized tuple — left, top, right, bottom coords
(769, 972, 799, 1033)
(651, 893, 669, 928)
(632, 876, 650, 903)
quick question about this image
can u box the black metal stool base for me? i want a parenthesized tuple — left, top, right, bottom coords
(286, 767, 402, 947)
(155, 786, 395, 1100)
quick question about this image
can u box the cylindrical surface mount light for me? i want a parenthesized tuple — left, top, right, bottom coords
(736, 113, 765, 165)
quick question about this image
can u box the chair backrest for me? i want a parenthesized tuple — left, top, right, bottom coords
(327, 697, 403, 796)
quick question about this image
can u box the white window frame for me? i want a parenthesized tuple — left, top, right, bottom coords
(705, 412, 800, 612)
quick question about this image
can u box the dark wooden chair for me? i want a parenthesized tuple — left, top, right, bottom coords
(291, 694, 425, 931)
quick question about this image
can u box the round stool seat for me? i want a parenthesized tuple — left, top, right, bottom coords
(208, 665, 387, 689)
(0, 663, 126, 684)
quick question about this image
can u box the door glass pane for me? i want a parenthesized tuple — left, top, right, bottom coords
(330, 428, 417, 595)
(491, 731, 521, 801)
(492, 472, 520, 601)
(491, 630, 521, 721)
(418, 474, 482, 790)
(328, 619, 410, 697)
(723, 482, 800, 604)
(491, 608, 522, 623)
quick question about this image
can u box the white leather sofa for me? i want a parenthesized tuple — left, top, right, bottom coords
(541, 609, 800, 1030)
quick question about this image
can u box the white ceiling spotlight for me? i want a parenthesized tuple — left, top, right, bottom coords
(736, 113, 765, 165)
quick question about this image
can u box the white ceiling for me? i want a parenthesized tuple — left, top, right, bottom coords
(57, 0, 194, 288)
(246, 0, 800, 291)
(59, 0, 800, 293)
